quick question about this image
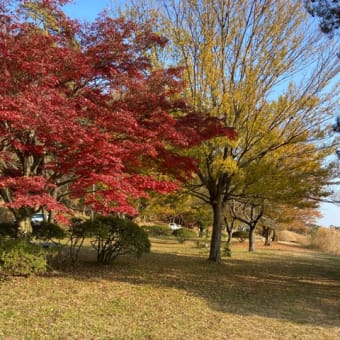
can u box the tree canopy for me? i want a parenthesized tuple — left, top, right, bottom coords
(0, 0, 234, 233)
(120, 0, 339, 262)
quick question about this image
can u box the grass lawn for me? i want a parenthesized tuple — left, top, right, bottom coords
(0, 238, 339, 339)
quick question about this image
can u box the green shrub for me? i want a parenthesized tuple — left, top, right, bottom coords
(82, 216, 151, 264)
(232, 231, 249, 240)
(222, 242, 232, 257)
(173, 228, 197, 243)
(32, 222, 66, 242)
(31, 222, 68, 269)
(142, 225, 172, 237)
(69, 218, 97, 238)
(0, 222, 18, 239)
(66, 218, 95, 264)
(0, 239, 47, 276)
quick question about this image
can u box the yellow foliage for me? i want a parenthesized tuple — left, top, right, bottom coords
(121, 0, 338, 226)
(212, 156, 238, 174)
(22, 2, 62, 32)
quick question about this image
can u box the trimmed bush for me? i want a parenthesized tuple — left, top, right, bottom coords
(0, 239, 47, 276)
(142, 225, 172, 237)
(173, 228, 197, 243)
(81, 216, 151, 264)
(66, 218, 95, 264)
(232, 231, 249, 240)
(223, 242, 232, 257)
(0, 222, 18, 239)
(31, 221, 67, 269)
(32, 221, 66, 242)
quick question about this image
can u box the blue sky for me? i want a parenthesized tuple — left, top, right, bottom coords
(318, 202, 339, 227)
(64, 0, 112, 21)
(63, 0, 339, 227)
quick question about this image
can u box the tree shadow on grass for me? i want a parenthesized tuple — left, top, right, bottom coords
(57, 244, 340, 328)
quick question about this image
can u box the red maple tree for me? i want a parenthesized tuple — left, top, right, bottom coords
(0, 0, 235, 234)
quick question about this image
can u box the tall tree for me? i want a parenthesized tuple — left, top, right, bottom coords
(269, 205, 322, 234)
(0, 0, 233, 235)
(120, 0, 339, 262)
(230, 139, 332, 251)
(230, 198, 264, 252)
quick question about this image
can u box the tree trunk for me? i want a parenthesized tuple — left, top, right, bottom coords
(265, 228, 272, 246)
(209, 201, 225, 263)
(264, 233, 271, 246)
(249, 227, 256, 252)
(224, 230, 232, 257)
(226, 228, 233, 244)
(263, 226, 270, 246)
(17, 217, 32, 238)
(263, 227, 275, 246)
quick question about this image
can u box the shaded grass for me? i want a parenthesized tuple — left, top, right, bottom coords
(0, 239, 339, 339)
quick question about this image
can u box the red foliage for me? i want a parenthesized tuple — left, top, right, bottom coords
(0, 1, 234, 219)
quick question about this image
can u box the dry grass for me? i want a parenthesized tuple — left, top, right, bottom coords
(311, 227, 340, 256)
(0, 238, 339, 339)
(276, 230, 310, 245)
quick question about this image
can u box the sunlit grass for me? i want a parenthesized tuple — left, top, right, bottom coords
(0, 239, 339, 339)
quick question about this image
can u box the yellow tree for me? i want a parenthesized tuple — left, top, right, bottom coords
(229, 140, 332, 251)
(267, 205, 322, 234)
(137, 189, 212, 230)
(117, 0, 339, 262)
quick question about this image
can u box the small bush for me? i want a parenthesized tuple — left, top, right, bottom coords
(84, 216, 151, 264)
(0, 239, 47, 276)
(32, 222, 66, 242)
(142, 225, 172, 237)
(66, 218, 95, 264)
(173, 228, 197, 243)
(31, 222, 67, 269)
(0, 222, 18, 239)
(232, 231, 249, 240)
(223, 242, 232, 257)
